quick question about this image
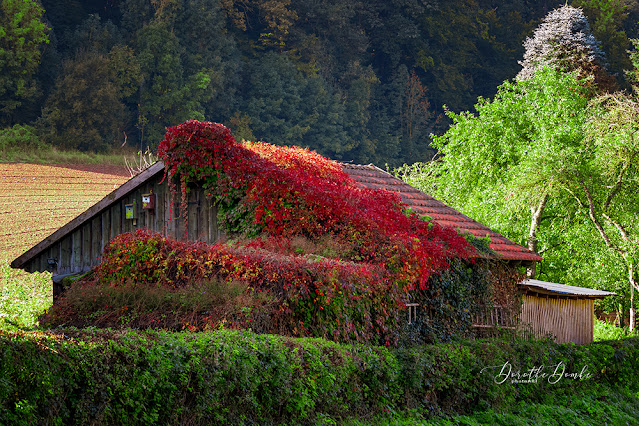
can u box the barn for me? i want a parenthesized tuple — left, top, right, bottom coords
(520, 279, 616, 345)
(11, 158, 614, 344)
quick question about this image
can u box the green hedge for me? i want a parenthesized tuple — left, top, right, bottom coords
(1, 329, 637, 424)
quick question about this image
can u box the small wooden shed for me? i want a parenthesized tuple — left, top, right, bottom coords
(519, 279, 616, 345)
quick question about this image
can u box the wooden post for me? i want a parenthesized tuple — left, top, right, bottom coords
(72, 231, 81, 272)
(406, 303, 419, 324)
(91, 217, 101, 264)
(82, 223, 91, 269)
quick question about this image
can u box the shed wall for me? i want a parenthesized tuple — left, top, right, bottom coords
(520, 294, 594, 345)
(22, 173, 224, 283)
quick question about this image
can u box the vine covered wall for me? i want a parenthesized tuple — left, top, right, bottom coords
(158, 120, 476, 290)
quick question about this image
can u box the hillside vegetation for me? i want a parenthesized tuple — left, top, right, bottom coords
(3, 0, 639, 166)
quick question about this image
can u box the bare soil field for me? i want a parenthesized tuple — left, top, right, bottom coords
(0, 164, 130, 260)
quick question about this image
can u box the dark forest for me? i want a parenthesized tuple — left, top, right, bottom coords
(2, 0, 638, 166)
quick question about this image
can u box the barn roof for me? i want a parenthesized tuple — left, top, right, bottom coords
(12, 160, 541, 270)
(342, 163, 542, 262)
(521, 279, 617, 299)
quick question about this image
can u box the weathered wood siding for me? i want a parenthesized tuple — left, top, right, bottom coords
(20, 165, 224, 281)
(520, 294, 594, 345)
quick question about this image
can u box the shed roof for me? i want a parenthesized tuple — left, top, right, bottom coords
(342, 163, 542, 262)
(521, 278, 617, 299)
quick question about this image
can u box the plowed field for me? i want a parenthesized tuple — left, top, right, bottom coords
(0, 164, 130, 260)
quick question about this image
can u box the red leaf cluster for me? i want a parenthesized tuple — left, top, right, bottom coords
(157, 120, 476, 289)
(77, 120, 482, 345)
(89, 230, 402, 344)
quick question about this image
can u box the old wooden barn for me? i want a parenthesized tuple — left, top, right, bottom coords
(11, 161, 540, 293)
(12, 160, 616, 344)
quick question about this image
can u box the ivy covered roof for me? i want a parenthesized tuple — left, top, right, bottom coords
(342, 163, 542, 263)
(13, 159, 541, 273)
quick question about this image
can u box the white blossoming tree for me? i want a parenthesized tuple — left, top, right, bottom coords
(517, 5, 616, 92)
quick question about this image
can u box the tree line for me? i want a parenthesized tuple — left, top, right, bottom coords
(3, 0, 639, 166)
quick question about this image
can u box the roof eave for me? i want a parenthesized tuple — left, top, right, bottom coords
(520, 279, 617, 299)
(340, 163, 544, 263)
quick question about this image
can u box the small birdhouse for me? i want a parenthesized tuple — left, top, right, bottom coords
(125, 203, 137, 220)
(141, 193, 155, 210)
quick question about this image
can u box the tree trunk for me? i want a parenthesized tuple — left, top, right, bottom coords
(629, 265, 636, 332)
(526, 193, 548, 278)
(630, 285, 635, 332)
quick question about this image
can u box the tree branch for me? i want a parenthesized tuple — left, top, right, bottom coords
(603, 213, 629, 243)
(539, 214, 569, 223)
(580, 179, 620, 253)
(539, 240, 566, 255)
(528, 192, 548, 253)
(628, 264, 639, 293)
(562, 185, 586, 209)
(604, 161, 630, 210)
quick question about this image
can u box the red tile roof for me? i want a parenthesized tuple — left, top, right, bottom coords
(342, 163, 542, 262)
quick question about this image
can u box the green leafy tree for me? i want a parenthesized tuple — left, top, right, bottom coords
(286, 0, 368, 80)
(562, 92, 639, 330)
(60, 13, 124, 56)
(360, 0, 429, 78)
(119, 0, 155, 34)
(573, 0, 631, 88)
(38, 51, 132, 151)
(136, 22, 208, 146)
(399, 71, 639, 326)
(242, 52, 310, 145)
(108, 45, 143, 100)
(0, 0, 49, 124)
(625, 38, 639, 92)
(298, 76, 351, 160)
(395, 67, 436, 163)
(39, 12, 143, 149)
(400, 66, 591, 278)
(417, 0, 535, 113)
(174, 0, 240, 121)
(342, 67, 379, 164)
(219, 0, 297, 50)
(254, 0, 298, 50)
(240, 53, 371, 162)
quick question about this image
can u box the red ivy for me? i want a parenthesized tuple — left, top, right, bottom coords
(89, 230, 400, 344)
(157, 120, 475, 290)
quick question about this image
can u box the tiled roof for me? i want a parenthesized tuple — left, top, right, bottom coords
(341, 163, 542, 262)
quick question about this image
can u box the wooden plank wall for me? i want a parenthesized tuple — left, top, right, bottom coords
(520, 294, 594, 345)
(24, 175, 225, 277)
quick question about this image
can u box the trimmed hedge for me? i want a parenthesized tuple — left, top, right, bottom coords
(1, 329, 637, 424)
